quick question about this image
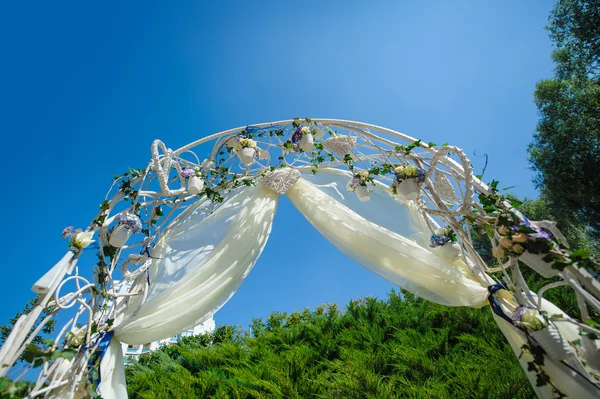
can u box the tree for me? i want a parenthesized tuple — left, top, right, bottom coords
(528, 0, 600, 237)
(0, 295, 56, 349)
(125, 291, 534, 398)
(547, 0, 600, 80)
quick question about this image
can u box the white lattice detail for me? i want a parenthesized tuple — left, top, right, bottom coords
(120, 254, 152, 282)
(322, 135, 356, 156)
(259, 169, 301, 194)
(434, 172, 459, 202)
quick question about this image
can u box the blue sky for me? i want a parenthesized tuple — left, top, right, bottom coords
(0, 1, 555, 331)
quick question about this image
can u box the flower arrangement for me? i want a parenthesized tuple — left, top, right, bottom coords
(512, 305, 575, 362)
(115, 213, 142, 233)
(346, 171, 371, 202)
(429, 227, 457, 247)
(492, 213, 560, 277)
(494, 217, 552, 257)
(234, 138, 258, 165)
(390, 163, 425, 200)
(180, 168, 195, 179)
(63, 226, 95, 251)
(291, 125, 314, 152)
(429, 227, 461, 261)
(181, 167, 205, 194)
(513, 305, 548, 331)
(235, 138, 257, 151)
(110, 213, 142, 248)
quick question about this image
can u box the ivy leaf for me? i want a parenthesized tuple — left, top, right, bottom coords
(536, 373, 550, 387)
(52, 348, 77, 360)
(99, 200, 110, 211)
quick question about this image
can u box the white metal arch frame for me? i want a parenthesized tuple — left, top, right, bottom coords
(0, 118, 598, 398)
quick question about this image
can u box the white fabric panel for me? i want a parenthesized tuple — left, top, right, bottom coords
(493, 307, 599, 399)
(287, 178, 489, 307)
(301, 169, 419, 240)
(97, 338, 128, 399)
(147, 189, 242, 301)
(113, 185, 278, 344)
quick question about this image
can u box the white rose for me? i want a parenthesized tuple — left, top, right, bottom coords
(300, 126, 311, 135)
(404, 164, 418, 177)
(67, 326, 87, 347)
(434, 228, 446, 236)
(520, 309, 547, 331)
(73, 231, 95, 249)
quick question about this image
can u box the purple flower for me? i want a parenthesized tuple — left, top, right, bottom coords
(415, 168, 426, 183)
(62, 226, 74, 239)
(115, 213, 143, 233)
(180, 168, 195, 179)
(429, 235, 450, 247)
(511, 305, 536, 323)
(291, 127, 302, 143)
(512, 220, 551, 240)
(349, 178, 360, 189)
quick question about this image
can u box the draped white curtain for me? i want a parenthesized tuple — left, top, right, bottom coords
(98, 185, 278, 398)
(93, 169, 593, 399)
(287, 176, 489, 307)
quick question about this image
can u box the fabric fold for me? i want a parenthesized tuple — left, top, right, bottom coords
(113, 185, 278, 344)
(287, 178, 489, 307)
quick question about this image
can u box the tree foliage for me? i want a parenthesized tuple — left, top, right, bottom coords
(548, 0, 600, 80)
(0, 296, 56, 349)
(529, 0, 600, 237)
(126, 291, 534, 399)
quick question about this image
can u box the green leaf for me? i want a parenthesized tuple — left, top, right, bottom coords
(52, 348, 77, 360)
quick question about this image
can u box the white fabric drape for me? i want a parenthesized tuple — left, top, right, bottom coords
(97, 185, 278, 399)
(97, 339, 128, 399)
(493, 299, 600, 399)
(287, 177, 489, 307)
(115, 186, 278, 343)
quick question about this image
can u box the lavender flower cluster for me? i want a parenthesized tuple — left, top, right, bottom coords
(180, 168, 195, 179)
(115, 213, 143, 233)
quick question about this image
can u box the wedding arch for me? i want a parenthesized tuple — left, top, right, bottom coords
(1, 119, 599, 398)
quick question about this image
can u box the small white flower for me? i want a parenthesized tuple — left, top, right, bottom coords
(67, 326, 87, 347)
(403, 164, 418, 177)
(235, 138, 257, 152)
(73, 231, 95, 249)
(520, 309, 547, 331)
(300, 126, 311, 135)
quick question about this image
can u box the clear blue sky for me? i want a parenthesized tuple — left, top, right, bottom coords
(0, 1, 555, 331)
